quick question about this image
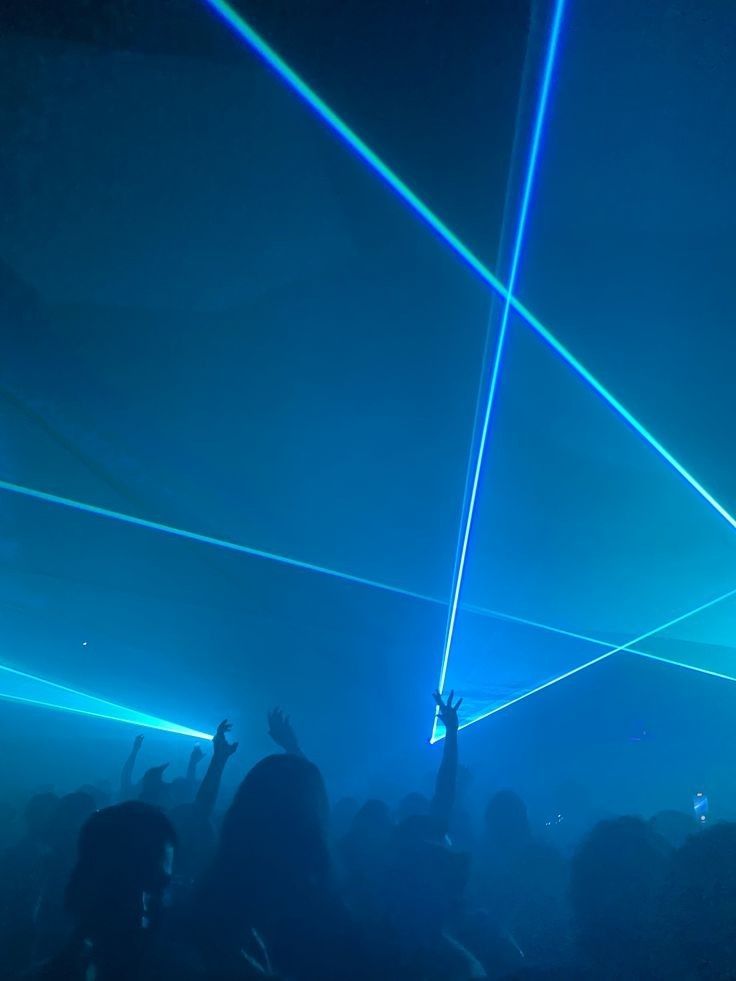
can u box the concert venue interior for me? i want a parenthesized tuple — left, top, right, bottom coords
(1, 6, 736, 976)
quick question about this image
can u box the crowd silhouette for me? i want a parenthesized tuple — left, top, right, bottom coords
(0, 692, 731, 979)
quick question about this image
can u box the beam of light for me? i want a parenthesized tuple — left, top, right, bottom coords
(0, 478, 431, 604)
(7, 477, 736, 697)
(0, 691, 212, 739)
(7, 478, 736, 701)
(464, 605, 736, 685)
(621, 649, 736, 685)
(6, 479, 735, 737)
(198, 0, 736, 538)
(431, 583, 736, 741)
(0, 659, 212, 739)
(434, 0, 567, 740)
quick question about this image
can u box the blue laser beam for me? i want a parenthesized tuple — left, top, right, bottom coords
(622, 649, 736, 684)
(6, 478, 736, 706)
(6, 477, 736, 693)
(0, 691, 211, 738)
(0, 479, 431, 604)
(198, 0, 736, 537)
(435, 0, 567, 735)
(432, 584, 736, 740)
(0, 659, 212, 738)
(465, 605, 736, 685)
(5, 478, 735, 736)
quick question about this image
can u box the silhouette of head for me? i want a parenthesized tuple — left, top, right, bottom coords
(66, 801, 176, 941)
(205, 753, 331, 923)
(139, 764, 171, 809)
(570, 816, 671, 976)
(484, 789, 531, 848)
(396, 791, 430, 824)
(77, 783, 112, 810)
(663, 821, 736, 978)
(649, 809, 695, 849)
(341, 799, 393, 875)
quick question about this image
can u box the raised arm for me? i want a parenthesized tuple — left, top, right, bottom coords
(120, 734, 144, 800)
(195, 720, 238, 819)
(430, 690, 463, 834)
(186, 743, 206, 789)
(267, 707, 303, 756)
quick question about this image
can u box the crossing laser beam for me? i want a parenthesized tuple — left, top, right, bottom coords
(0, 659, 212, 738)
(0, 479, 431, 604)
(465, 605, 736, 685)
(622, 649, 736, 685)
(432, 584, 736, 740)
(435, 0, 567, 737)
(5, 482, 735, 738)
(198, 0, 736, 537)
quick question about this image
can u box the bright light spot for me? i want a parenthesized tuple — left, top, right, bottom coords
(0, 659, 211, 739)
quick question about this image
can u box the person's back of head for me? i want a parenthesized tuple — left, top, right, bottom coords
(662, 821, 736, 979)
(570, 816, 671, 977)
(201, 754, 332, 923)
(66, 800, 176, 940)
(649, 809, 696, 849)
(139, 764, 171, 809)
(396, 791, 430, 824)
(341, 799, 393, 875)
(484, 789, 531, 851)
(197, 755, 356, 980)
(76, 783, 111, 811)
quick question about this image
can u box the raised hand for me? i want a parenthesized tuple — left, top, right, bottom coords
(132, 734, 144, 753)
(195, 721, 238, 816)
(189, 744, 205, 767)
(433, 689, 463, 735)
(212, 719, 238, 763)
(267, 707, 300, 755)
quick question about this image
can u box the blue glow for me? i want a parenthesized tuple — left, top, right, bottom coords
(198, 0, 736, 538)
(622, 649, 736, 685)
(505, 295, 736, 535)
(6, 476, 736, 730)
(0, 659, 212, 738)
(432, 584, 736, 741)
(7, 475, 736, 732)
(465, 605, 736, 685)
(435, 0, 567, 737)
(0, 479, 432, 604)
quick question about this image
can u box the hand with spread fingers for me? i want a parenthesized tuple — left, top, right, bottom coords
(267, 707, 301, 755)
(213, 719, 239, 763)
(433, 689, 463, 735)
